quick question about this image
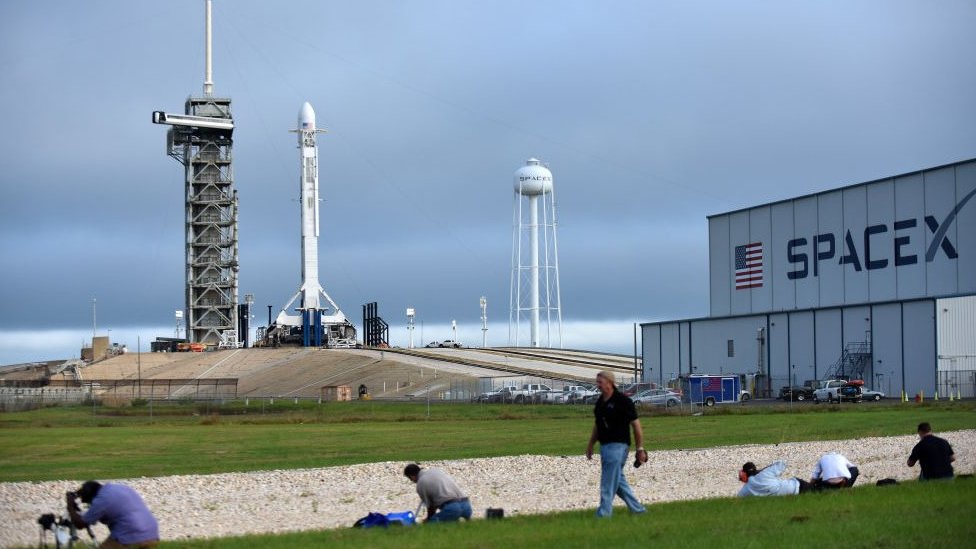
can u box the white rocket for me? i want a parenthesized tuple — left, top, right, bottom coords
(276, 102, 346, 326)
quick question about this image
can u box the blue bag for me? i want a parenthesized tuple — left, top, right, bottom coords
(353, 512, 389, 528)
(353, 510, 416, 528)
(385, 511, 417, 526)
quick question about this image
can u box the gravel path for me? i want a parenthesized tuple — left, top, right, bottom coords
(3, 430, 972, 548)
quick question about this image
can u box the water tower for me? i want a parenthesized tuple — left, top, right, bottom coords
(509, 158, 562, 347)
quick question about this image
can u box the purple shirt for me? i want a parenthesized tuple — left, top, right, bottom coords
(82, 483, 159, 544)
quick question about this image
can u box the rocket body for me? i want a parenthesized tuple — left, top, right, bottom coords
(298, 101, 323, 311)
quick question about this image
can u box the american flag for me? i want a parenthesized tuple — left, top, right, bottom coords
(735, 242, 763, 290)
(702, 377, 722, 391)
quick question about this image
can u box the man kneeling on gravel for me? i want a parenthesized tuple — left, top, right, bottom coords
(66, 480, 159, 548)
(810, 452, 859, 489)
(404, 463, 472, 523)
(738, 461, 815, 497)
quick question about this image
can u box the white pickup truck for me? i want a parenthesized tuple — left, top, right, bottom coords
(509, 383, 553, 403)
(813, 380, 862, 403)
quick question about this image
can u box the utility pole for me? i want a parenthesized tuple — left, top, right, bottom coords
(137, 335, 142, 399)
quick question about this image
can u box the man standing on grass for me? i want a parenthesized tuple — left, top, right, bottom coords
(586, 370, 647, 517)
(403, 463, 472, 522)
(908, 422, 955, 480)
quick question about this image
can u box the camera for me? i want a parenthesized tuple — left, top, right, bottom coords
(37, 513, 57, 530)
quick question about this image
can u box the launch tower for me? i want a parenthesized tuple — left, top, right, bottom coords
(153, 0, 239, 346)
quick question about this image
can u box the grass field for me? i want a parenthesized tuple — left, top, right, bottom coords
(4, 401, 974, 548)
(139, 479, 974, 549)
(1, 400, 973, 482)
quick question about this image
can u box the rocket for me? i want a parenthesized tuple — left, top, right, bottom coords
(276, 102, 345, 326)
(296, 101, 325, 310)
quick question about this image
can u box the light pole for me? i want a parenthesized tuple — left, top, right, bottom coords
(875, 359, 883, 391)
(243, 293, 254, 348)
(406, 308, 415, 349)
(175, 309, 184, 339)
(451, 319, 457, 344)
(480, 297, 487, 348)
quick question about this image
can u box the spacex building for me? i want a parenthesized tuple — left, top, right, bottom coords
(642, 158, 976, 399)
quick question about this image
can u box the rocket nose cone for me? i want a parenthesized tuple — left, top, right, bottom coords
(299, 102, 315, 129)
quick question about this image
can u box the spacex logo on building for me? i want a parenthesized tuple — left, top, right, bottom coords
(786, 187, 975, 280)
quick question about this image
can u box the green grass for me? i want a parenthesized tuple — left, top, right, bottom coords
(1, 401, 973, 482)
(124, 479, 973, 548)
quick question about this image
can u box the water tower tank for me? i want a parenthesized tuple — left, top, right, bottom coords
(514, 158, 553, 196)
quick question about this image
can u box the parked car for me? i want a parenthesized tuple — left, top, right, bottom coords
(780, 385, 815, 401)
(438, 340, 462, 348)
(860, 388, 885, 401)
(814, 380, 862, 403)
(424, 341, 440, 348)
(812, 379, 849, 403)
(509, 383, 553, 403)
(620, 382, 657, 397)
(478, 387, 515, 403)
(632, 388, 681, 408)
(562, 385, 599, 404)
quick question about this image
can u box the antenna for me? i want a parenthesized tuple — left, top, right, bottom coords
(203, 0, 214, 96)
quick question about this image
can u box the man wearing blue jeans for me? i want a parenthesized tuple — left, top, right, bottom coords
(585, 371, 647, 517)
(404, 463, 472, 522)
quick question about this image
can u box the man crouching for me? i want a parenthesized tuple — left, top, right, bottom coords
(66, 480, 159, 548)
(403, 463, 472, 522)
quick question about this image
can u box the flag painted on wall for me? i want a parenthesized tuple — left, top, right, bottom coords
(735, 242, 763, 289)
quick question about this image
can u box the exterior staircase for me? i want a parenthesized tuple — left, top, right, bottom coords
(824, 342, 871, 381)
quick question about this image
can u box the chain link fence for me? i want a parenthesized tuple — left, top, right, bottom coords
(938, 370, 975, 399)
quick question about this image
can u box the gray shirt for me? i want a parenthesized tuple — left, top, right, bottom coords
(415, 468, 466, 509)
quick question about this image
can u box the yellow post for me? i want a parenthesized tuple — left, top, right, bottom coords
(901, 390, 907, 402)
(920, 390, 924, 402)
(935, 391, 939, 401)
(949, 391, 954, 402)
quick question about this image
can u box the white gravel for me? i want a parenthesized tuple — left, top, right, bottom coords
(2, 430, 972, 548)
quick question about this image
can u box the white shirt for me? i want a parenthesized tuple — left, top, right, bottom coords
(737, 461, 800, 497)
(812, 452, 855, 481)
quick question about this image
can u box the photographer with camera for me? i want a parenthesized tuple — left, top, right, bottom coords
(66, 480, 159, 548)
(585, 371, 647, 517)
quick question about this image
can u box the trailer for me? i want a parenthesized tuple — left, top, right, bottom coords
(682, 374, 749, 406)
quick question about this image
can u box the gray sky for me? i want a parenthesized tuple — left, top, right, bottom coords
(1, 0, 974, 364)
